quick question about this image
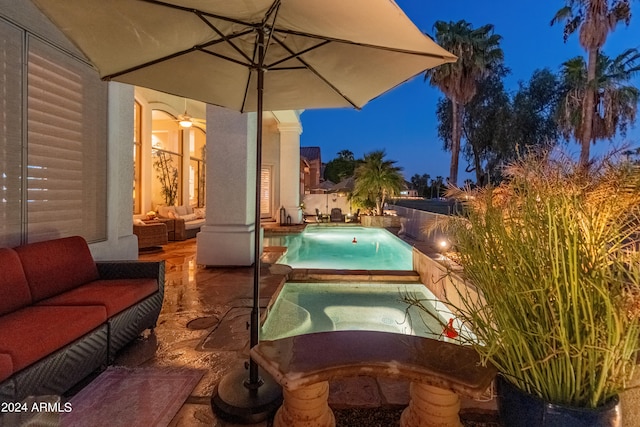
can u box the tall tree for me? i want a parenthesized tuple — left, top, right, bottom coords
(425, 20, 504, 186)
(461, 71, 512, 186)
(352, 150, 404, 215)
(410, 173, 430, 196)
(336, 150, 355, 161)
(558, 49, 640, 149)
(551, 0, 633, 166)
(510, 68, 563, 153)
(432, 176, 445, 198)
(437, 68, 561, 185)
(323, 150, 356, 183)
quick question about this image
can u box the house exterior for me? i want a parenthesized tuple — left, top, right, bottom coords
(0, 1, 303, 266)
(300, 146, 322, 194)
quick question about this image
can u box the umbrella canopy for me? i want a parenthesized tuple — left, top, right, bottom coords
(32, 0, 455, 420)
(315, 180, 336, 192)
(32, 0, 456, 112)
(331, 176, 356, 193)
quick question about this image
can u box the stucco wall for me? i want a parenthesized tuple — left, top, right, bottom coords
(89, 83, 139, 261)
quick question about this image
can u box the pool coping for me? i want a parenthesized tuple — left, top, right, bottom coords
(288, 268, 421, 282)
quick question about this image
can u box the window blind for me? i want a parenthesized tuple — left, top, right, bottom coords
(0, 20, 23, 248)
(26, 37, 107, 243)
(260, 166, 271, 217)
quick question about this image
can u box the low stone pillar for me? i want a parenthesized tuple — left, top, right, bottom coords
(274, 381, 335, 427)
(400, 382, 462, 427)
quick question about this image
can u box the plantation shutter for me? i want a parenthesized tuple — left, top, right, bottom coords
(260, 166, 271, 217)
(26, 37, 107, 243)
(0, 20, 23, 248)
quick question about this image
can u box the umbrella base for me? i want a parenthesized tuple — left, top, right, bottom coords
(211, 365, 282, 424)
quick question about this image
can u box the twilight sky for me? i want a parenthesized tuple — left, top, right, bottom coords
(299, 0, 640, 183)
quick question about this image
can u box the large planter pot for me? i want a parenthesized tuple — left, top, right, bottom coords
(497, 375, 621, 427)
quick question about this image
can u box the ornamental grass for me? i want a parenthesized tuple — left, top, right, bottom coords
(428, 153, 640, 408)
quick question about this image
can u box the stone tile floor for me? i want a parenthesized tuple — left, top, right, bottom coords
(115, 236, 640, 426)
(112, 238, 499, 426)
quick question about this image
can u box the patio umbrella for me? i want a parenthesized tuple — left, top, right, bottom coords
(32, 0, 456, 421)
(331, 176, 356, 193)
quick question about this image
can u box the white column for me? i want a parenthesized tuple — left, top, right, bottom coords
(196, 105, 258, 266)
(277, 121, 303, 224)
(90, 82, 138, 261)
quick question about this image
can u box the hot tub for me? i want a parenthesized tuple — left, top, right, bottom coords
(261, 282, 468, 342)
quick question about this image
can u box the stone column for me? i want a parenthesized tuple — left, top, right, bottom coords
(274, 382, 335, 427)
(196, 105, 258, 266)
(277, 121, 303, 224)
(400, 382, 462, 427)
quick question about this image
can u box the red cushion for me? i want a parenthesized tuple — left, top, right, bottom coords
(36, 279, 158, 317)
(15, 236, 99, 302)
(0, 248, 32, 316)
(0, 353, 13, 382)
(0, 306, 106, 373)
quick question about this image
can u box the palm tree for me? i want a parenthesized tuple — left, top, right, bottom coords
(352, 150, 404, 215)
(337, 149, 355, 161)
(551, 0, 633, 166)
(432, 176, 445, 199)
(558, 49, 640, 149)
(410, 173, 430, 197)
(425, 20, 504, 186)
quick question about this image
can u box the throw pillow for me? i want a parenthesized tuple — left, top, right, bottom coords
(167, 211, 177, 219)
(176, 205, 188, 216)
(133, 219, 145, 225)
(181, 213, 197, 222)
(194, 208, 205, 219)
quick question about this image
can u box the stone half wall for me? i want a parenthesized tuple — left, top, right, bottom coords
(360, 215, 402, 228)
(412, 247, 485, 320)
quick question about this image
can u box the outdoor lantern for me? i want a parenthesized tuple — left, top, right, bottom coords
(279, 206, 286, 225)
(286, 215, 291, 225)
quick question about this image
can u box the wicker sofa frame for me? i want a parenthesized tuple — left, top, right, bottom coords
(0, 238, 165, 404)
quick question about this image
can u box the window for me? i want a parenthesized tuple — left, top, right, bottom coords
(133, 101, 142, 214)
(260, 166, 272, 218)
(151, 110, 182, 208)
(0, 17, 108, 246)
(188, 127, 206, 207)
(0, 20, 23, 248)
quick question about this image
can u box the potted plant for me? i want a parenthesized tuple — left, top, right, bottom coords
(153, 150, 179, 206)
(424, 153, 640, 426)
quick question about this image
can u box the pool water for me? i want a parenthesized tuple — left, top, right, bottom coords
(261, 282, 463, 341)
(264, 226, 413, 270)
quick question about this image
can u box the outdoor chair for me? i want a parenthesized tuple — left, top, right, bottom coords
(315, 208, 329, 223)
(346, 209, 360, 223)
(330, 208, 345, 222)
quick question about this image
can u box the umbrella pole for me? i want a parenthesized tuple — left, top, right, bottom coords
(211, 28, 282, 423)
(249, 29, 265, 387)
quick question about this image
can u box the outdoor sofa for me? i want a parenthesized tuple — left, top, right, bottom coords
(157, 205, 205, 240)
(0, 236, 164, 403)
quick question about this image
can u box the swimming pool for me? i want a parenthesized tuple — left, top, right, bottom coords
(264, 226, 413, 270)
(260, 282, 465, 342)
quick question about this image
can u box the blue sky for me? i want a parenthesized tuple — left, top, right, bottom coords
(299, 1, 640, 182)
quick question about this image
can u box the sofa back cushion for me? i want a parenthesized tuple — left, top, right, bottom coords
(15, 236, 99, 302)
(157, 206, 177, 218)
(0, 248, 32, 315)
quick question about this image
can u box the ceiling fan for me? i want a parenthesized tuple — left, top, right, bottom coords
(175, 99, 206, 128)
